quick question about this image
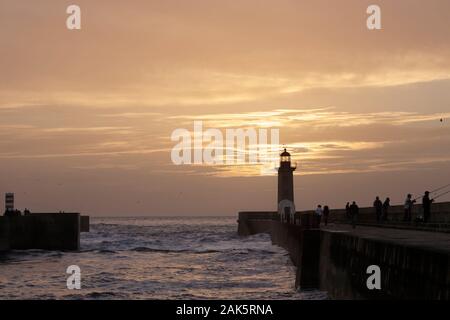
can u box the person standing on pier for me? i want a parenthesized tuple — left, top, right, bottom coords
(315, 205, 323, 226)
(323, 205, 330, 226)
(422, 191, 434, 223)
(403, 194, 416, 222)
(345, 202, 351, 222)
(349, 201, 359, 229)
(382, 197, 390, 221)
(373, 196, 383, 223)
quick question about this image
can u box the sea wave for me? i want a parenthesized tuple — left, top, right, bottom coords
(0, 216, 327, 300)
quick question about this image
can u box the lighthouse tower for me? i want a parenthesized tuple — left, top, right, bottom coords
(278, 148, 296, 203)
(277, 149, 296, 222)
(5, 193, 14, 213)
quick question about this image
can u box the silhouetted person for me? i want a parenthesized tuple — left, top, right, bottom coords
(382, 197, 390, 221)
(323, 205, 330, 226)
(373, 196, 382, 223)
(349, 201, 359, 229)
(345, 202, 351, 221)
(422, 191, 434, 223)
(315, 205, 323, 226)
(284, 206, 290, 224)
(403, 194, 416, 222)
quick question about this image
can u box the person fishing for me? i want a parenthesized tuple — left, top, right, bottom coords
(349, 201, 359, 229)
(382, 197, 390, 221)
(422, 191, 434, 223)
(410, 183, 450, 222)
(373, 196, 382, 223)
(404, 194, 416, 222)
(323, 205, 330, 226)
(315, 205, 323, 226)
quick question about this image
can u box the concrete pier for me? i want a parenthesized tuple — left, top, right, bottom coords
(319, 225, 450, 299)
(0, 217, 10, 251)
(0, 212, 90, 251)
(238, 201, 450, 299)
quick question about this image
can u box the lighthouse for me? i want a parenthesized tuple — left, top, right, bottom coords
(277, 149, 296, 223)
(5, 193, 14, 213)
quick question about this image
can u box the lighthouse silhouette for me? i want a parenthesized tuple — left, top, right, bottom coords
(278, 148, 296, 223)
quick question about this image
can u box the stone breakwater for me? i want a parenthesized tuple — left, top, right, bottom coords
(0, 213, 89, 251)
(238, 202, 450, 300)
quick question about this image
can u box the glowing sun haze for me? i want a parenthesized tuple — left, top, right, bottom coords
(0, 0, 449, 215)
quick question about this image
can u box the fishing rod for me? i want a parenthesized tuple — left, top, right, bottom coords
(430, 183, 450, 194)
(412, 183, 450, 201)
(433, 189, 450, 200)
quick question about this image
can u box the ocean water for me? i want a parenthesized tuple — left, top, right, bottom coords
(0, 216, 327, 300)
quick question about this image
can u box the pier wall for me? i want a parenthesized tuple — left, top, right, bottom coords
(0, 212, 89, 251)
(271, 222, 320, 289)
(319, 230, 450, 300)
(0, 218, 10, 251)
(237, 212, 278, 236)
(80, 216, 90, 232)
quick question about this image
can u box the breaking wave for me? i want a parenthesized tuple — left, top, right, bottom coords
(0, 216, 327, 300)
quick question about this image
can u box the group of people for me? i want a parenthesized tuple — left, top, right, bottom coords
(314, 205, 330, 226)
(313, 190, 435, 229)
(372, 197, 391, 222)
(345, 201, 360, 229)
(3, 208, 31, 217)
(403, 191, 434, 223)
(372, 191, 435, 224)
(315, 202, 360, 229)
(3, 209, 22, 217)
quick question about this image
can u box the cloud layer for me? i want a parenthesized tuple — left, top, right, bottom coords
(0, 0, 449, 214)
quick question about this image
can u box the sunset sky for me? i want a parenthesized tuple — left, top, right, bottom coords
(1, 0, 449, 215)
